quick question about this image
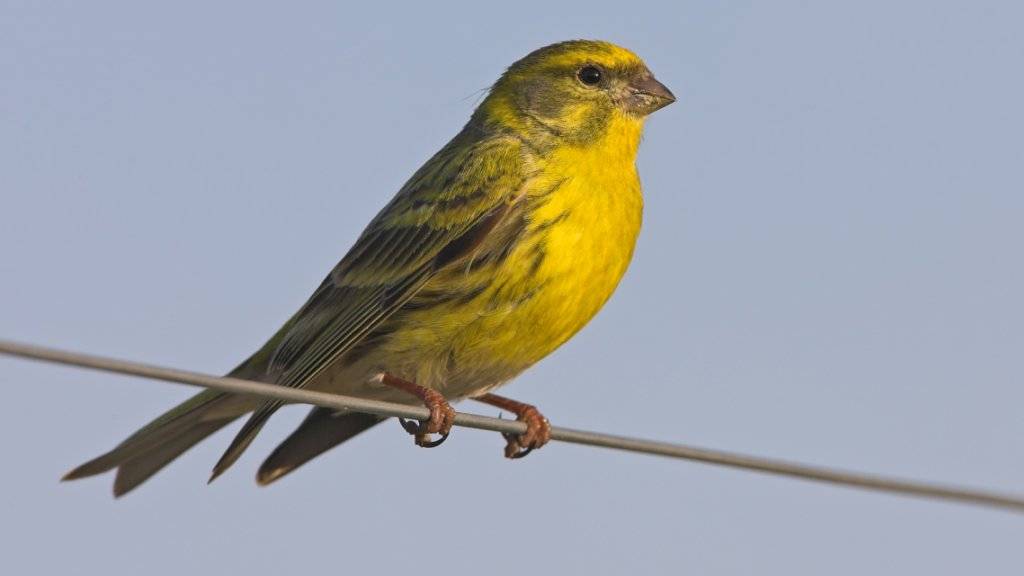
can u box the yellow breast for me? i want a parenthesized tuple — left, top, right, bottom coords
(451, 113, 645, 377)
(371, 112, 646, 394)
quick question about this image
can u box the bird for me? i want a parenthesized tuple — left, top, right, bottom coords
(63, 39, 675, 496)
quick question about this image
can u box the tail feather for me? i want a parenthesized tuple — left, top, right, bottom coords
(208, 400, 284, 483)
(63, 389, 249, 490)
(62, 449, 126, 482)
(256, 407, 383, 485)
(112, 419, 231, 497)
(64, 352, 381, 492)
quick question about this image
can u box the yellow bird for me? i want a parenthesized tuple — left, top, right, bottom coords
(65, 39, 675, 495)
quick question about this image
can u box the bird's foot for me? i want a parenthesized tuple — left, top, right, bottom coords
(474, 393, 551, 459)
(377, 373, 456, 448)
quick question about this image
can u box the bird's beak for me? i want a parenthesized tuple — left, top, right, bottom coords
(624, 74, 676, 116)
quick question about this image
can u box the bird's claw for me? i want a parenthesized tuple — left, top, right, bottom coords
(398, 418, 451, 447)
(500, 406, 550, 459)
(378, 373, 456, 449)
(396, 387, 456, 448)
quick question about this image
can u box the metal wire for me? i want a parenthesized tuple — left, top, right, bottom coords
(2, 338, 1023, 514)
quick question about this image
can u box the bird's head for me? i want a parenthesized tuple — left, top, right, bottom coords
(476, 40, 675, 146)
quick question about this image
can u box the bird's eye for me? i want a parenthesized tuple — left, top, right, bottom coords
(577, 65, 602, 86)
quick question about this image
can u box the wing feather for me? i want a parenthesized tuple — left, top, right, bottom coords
(265, 134, 526, 386)
(211, 132, 528, 479)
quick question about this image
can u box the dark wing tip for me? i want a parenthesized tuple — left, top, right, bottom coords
(255, 465, 288, 486)
(255, 409, 384, 486)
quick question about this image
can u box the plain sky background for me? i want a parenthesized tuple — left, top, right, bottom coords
(2, 1, 1022, 574)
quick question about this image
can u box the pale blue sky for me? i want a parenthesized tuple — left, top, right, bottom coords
(2, 1, 1023, 574)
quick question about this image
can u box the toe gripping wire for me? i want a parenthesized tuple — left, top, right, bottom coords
(376, 373, 456, 448)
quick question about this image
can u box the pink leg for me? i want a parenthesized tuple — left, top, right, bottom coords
(379, 373, 456, 448)
(474, 393, 551, 458)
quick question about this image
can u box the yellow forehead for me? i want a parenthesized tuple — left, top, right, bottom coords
(509, 40, 646, 75)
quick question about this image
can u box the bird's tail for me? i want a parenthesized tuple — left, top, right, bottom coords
(63, 367, 384, 495)
(62, 387, 252, 496)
